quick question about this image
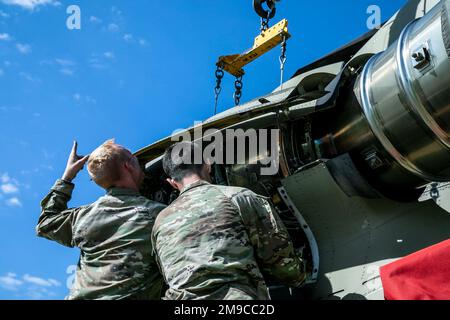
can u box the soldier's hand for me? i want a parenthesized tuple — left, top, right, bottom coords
(62, 141, 89, 182)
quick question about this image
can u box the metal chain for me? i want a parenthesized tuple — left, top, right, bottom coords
(255, 0, 276, 31)
(214, 66, 224, 115)
(233, 75, 244, 106)
(260, 17, 270, 32)
(279, 35, 287, 89)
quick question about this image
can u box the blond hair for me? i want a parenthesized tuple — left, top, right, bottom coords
(87, 139, 131, 188)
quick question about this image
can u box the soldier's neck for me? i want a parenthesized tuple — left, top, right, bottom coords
(109, 178, 140, 193)
(180, 175, 203, 190)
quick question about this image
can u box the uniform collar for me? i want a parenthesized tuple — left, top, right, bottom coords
(106, 187, 141, 197)
(180, 180, 210, 195)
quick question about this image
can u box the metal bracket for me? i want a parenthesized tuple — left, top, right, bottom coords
(430, 182, 440, 201)
(278, 186, 320, 284)
(412, 43, 431, 70)
(216, 19, 291, 77)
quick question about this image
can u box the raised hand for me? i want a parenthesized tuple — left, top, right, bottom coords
(62, 141, 89, 182)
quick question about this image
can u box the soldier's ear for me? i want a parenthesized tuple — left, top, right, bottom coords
(166, 178, 180, 191)
(123, 160, 132, 172)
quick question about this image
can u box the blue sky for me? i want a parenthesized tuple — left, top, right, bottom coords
(0, 0, 406, 299)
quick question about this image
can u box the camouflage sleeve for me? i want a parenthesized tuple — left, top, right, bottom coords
(150, 220, 168, 287)
(36, 179, 80, 248)
(232, 191, 306, 287)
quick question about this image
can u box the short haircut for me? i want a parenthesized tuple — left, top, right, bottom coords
(162, 141, 205, 182)
(87, 139, 132, 188)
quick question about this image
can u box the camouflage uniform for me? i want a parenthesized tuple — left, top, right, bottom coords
(152, 180, 306, 300)
(37, 179, 166, 300)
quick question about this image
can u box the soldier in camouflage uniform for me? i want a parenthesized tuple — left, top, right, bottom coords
(152, 141, 306, 300)
(37, 140, 166, 300)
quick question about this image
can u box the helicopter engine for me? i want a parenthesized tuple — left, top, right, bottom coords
(315, 0, 450, 198)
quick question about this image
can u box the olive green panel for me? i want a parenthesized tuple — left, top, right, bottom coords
(282, 161, 450, 300)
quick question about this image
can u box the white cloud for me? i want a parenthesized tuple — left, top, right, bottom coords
(110, 6, 124, 23)
(59, 68, 74, 76)
(0, 10, 10, 18)
(1, 173, 10, 183)
(139, 38, 148, 46)
(6, 197, 22, 207)
(1, 183, 18, 194)
(41, 59, 77, 76)
(89, 52, 116, 70)
(90, 16, 102, 24)
(47, 279, 61, 286)
(42, 150, 55, 160)
(25, 287, 57, 300)
(107, 23, 119, 32)
(16, 43, 31, 54)
(40, 164, 53, 171)
(0, 106, 22, 113)
(103, 51, 115, 59)
(0, 174, 21, 186)
(0, 273, 23, 291)
(88, 57, 108, 70)
(19, 72, 41, 83)
(73, 93, 96, 104)
(123, 34, 148, 47)
(111, 6, 122, 16)
(39, 59, 53, 66)
(0, 0, 61, 10)
(55, 58, 75, 67)
(25, 290, 45, 300)
(20, 168, 39, 175)
(85, 96, 97, 104)
(23, 274, 61, 287)
(18, 140, 29, 147)
(0, 273, 61, 299)
(123, 34, 133, 42)
(108, 24, 119, 32)
(0, 173, 21, 205)
(0, 33, 10, 41)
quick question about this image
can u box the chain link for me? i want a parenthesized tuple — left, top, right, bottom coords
(279, 35, 287, 89)
(214, 66, 224, 115)
(260, 17, 270, 32)
(233, 75, 244, 106)
(255, 0, 276, 31)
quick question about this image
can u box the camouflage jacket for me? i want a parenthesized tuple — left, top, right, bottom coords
(37, 179, 166, 300)
(152, 180, 306, 300)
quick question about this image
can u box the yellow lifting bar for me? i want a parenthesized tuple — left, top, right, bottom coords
(216, 19, 291, 77)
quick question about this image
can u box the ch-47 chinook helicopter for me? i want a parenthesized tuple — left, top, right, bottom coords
(135, 0, 450, 299)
